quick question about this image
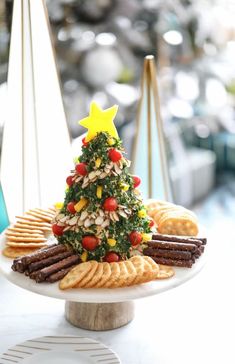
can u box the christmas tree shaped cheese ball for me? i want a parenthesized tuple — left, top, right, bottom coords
(52, 102, 154, 263)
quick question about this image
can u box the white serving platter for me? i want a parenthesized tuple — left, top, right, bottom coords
(0, 231, 206, 303)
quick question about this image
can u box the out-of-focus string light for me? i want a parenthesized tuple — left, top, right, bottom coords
(163, 30, 183, 45)
(195, 124, 210, 139)
(175, 72, 199, 101)
(168, 98, 193, 119)
(96, 33, 116, 46)
(206, 79, 227, 108)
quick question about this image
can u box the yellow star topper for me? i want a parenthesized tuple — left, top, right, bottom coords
(79, 102, 119, 142)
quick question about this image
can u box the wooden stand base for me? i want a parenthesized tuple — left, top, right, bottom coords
(65, 301, 135, 331)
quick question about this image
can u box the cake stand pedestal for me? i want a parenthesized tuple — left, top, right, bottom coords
(65, 301, 135, 330)
(0, 232, 206, 332)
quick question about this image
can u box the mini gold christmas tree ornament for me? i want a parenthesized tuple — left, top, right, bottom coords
(131, 55, 172, 201)
(0, 0, 72, 220)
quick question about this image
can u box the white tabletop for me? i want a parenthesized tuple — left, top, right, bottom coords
(0, 224, 234, 364)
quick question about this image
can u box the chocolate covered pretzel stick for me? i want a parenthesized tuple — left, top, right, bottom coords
(152, 234, 206, 246)
(29, 265, 76, 282)
(143, 247, 193, 260)
(45, 265, 77, 283)
(34, 255, 80, 283)
(147, 240, 197, 252)
(12, 244, 68, 272)
(11, 244, 57, 269)
(28, 249, 74, 273)
(29, 270, 40, 280)
(144, 233, 206, 268)
(151, 256, 194, 268)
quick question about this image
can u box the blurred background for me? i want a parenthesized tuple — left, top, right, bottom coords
(1, 0, 235, 226)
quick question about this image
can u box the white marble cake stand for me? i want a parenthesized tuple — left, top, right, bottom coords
(0, 231, 206, 331)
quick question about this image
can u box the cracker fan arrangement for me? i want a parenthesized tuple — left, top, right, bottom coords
(1, 102, 207, 290)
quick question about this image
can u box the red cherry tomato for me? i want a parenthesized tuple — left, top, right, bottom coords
(67, 201, 76, 214)
(66, 175, 74, 187)
(75, 162, 88, 176)
(108, 148, 122, 162)
(103, 197, 118, 211)
(82, 235, 99, 251)
(82, 137, 88, 146)
(52, 224, 64, 236)
(104, 252, 120, 263)
(129, 231, 142, 246)
(133, 175, 141, 188)
(149, 219, 155, 228)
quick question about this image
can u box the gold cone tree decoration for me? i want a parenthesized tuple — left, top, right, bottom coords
(131, 55, 172, 201)
(0, 0, 72, 221)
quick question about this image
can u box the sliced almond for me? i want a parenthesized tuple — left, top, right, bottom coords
(80, 211, 88, 221)
(75, 176, 83, 183)
(84, 219, 92, 228)
(114, 164, 122, 174)
(56, 213, 65, 220)
(101, 219, 110, 228)
(82, 176, 90, 187)
(84, 176, 89, 183)
(68, 216, 79, 225)
(57, 221, 65, 227)
(119, 210, 128, 218)
(88, 171, 97, 180)
(60, 215, 70, 223)
(112, 212, 119, 221)
(109, 213, 115, 222)
(99, 172, 107, 179)
(82, 184, 89, 189)
(118, 159, 123, 168)
(82, 181, 90, 189)
(95, 216, 104, 225)
(77, 220, 84, 226)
